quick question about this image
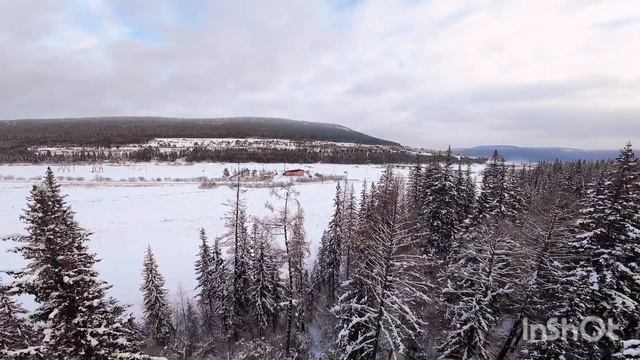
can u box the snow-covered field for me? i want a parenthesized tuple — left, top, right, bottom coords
(0, 162, 484, 312)
(32, 136, 421, 158)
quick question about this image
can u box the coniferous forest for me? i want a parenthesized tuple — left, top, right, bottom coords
(1, 143, 639, 359)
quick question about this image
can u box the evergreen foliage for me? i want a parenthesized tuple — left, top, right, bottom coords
(141, 246, 174, 353)
(7, 168, 144, 359)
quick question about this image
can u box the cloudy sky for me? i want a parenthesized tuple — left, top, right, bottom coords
(0, 0, 639, 149)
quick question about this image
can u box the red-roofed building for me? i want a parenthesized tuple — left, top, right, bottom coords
(283, 169, 305, 177)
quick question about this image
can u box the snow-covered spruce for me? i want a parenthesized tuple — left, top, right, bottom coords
(6, 168, 145, 359)
(454, 164, 476, 222)
(194, 228, 215, 336)
(406, 161, 425, 219)
(569, 143, 640, 357)
(511, 188, 597, 359)
(474, 150, 524, 222)
(421, 148, 462, 259)
(0, 283, 36, 356)
(333, 167, 431, 359)
(340, 182, 357, 282)
(194, 229, 233, 355)
(248, 223, 281, 337)
(222, 178, 252, 339)
(438, 222, 519, 360)
(317, 182, 344, 306)
(141, 246, 174, 354)
(289, 207, 311, 334)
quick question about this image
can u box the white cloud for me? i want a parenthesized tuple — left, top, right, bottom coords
(0, 0, 638, 149)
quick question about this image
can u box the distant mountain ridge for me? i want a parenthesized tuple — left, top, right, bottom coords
(0, 116, 399, 147)
(457, 145, 620, 162)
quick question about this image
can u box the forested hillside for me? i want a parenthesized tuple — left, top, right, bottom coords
(0, 117, 398, 147)
(0, 117, 455, 164)
(1, 144, 638, 359)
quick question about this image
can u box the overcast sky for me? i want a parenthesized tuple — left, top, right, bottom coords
(0, 0, 638, 149)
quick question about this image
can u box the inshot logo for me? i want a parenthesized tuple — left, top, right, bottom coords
(523, 317, 620, 343)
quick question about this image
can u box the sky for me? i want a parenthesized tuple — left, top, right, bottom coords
(0, 0, 639, 149)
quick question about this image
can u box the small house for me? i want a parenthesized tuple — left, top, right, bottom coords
(283, 169, 305, 177)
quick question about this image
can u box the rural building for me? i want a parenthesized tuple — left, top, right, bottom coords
(283, 169, 305, 176)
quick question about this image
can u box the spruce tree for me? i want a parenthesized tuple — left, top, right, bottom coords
(566, 160, 586, 197)
(289, 208, 309, 295)
(407, 161, 424, 216)
(289, 207, 310, 332)
(0, 283, 35, 356)
(438, 222, 518, 360)
(224, 180, 252, 338)
(423, 148, 460, 259)
(521, 267, 599, 359)
(210, 236, 233, 339)
(7, 168, 143, 358)
(455, 164, 476, 220)
(310, 231, 328, 300)
(505, 163, 526, 215)
(504, 189, 596, 359)
(140, 246, 173, 352)
(352, 180, 374, 261)
(475, 151, 516, 221)
(334, 168, 431, 359)
(422, 161, 440, 200)
(248, 223, 281, 337)
(341, 183, 357, 281)
(318, 182, 343, 305)
(269, 183, 302, 355)
(194, 228, 216, 336)
(418, 161, 440, 244)
(571, 143, 640, 357)
(438, 289, 495, 360)
(196, 234, 233, 354)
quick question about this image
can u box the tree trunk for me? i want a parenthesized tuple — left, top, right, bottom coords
(282, 188, 294, 355)
(496, 316, 523, 360)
